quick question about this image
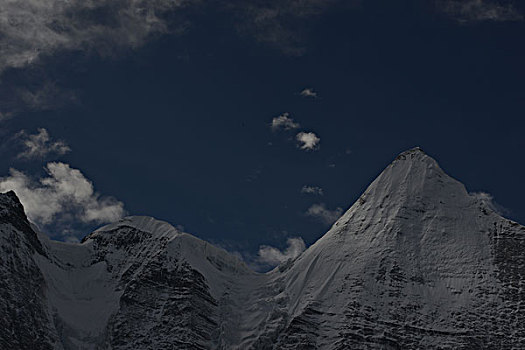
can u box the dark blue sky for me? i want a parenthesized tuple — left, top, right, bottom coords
(0, 0, 524, 266)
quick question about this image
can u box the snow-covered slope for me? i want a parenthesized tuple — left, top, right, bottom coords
(269, 147, 525, 349)
(1, 148, 524, 349)
(35, 216, 255, 349)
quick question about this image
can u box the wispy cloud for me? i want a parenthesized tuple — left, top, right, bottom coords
(20, 82, 78, 111)
(306, 203, 343, 225)
(471, 191, 510, 216)
(296, 131, 320, 151)
(229, 0, 345, 55)
(0, 0, 353, 76)
(271, 112, 300, 131)
(258, 237, 306, 267)
(437, 0, 523, 22)
(0, 111, 14, 122)
(16, 128, 70, 160)
(301, 185, 324, 195)
(0, 0, 190, 74)
(300, 88, 318, 98)
(0, 80, 79, 120)
(0, 1, 347, 117)
(0, 162, 126, 234)
(0, 0, 191, 118)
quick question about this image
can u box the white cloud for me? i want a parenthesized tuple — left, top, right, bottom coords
(16, 128, 70, 160)
(301, 185, 324, 195)
(271, 112, 300, 131)
(296, 131, 320, 151)
(0, 0, 343, 73)
(0, 162, 126, 229)
(300, 88, 318, 98)
(0, 1, 344, 117)
(438, 0, 523, 22)
(0, 0, 191, 117)
(0, 0, 189, 73)
(306, 203, 343, 225)
(258, 237, 306, 267)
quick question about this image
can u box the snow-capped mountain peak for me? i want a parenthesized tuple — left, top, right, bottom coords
(360, 146, 466, 207)
(1, 148, 524, 349)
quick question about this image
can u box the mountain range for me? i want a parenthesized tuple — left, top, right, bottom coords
(1, 147, 524, 349)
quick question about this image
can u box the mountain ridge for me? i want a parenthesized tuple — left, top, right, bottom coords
(1, 148, 524, 349)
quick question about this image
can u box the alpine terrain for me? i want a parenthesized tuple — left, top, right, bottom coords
(1, 147, 524, 349)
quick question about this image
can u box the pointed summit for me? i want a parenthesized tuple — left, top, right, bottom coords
(395, 146, 426, 157)
(391, 146, 438, 168)
(353, 147, 468, 216)
(390, 147, 442, 173)
(0, 190, 25, 215)
(392, 146, 439, 168)
(0, 191, 46, 256)
(309, 147, 473, 247)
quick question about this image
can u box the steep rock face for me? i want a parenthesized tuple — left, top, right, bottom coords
(0, 192, 57, 350)
(39, 216, 254, 349)
(1, 148, 524, 349)
(83, 217, 251, 349)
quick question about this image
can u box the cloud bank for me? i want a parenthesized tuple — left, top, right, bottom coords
(16, 128, 70, 160)
(306, 203, 343, 225)
(0, 162, 126, 231)
(0, 0, 347, 75)
(258, 237, 306, 267)
(1, 0, 519, 75)
(0, 0, 190, 74)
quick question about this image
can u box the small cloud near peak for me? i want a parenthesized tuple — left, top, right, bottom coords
(471, 191, 510, 216)
(271, 112, 301, 131)
(301, 185, 324, 196)
(300, 88, 318, 98)
(296, 131, 320, 151)
(306, 203, 343, 225)
(258, 237, 306, 268)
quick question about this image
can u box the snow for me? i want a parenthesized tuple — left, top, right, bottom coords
(272, 147, 521, 347)
(2, 147, 524, 349)
(34, 240, 121, 349)
(89, 216, 180, 240)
